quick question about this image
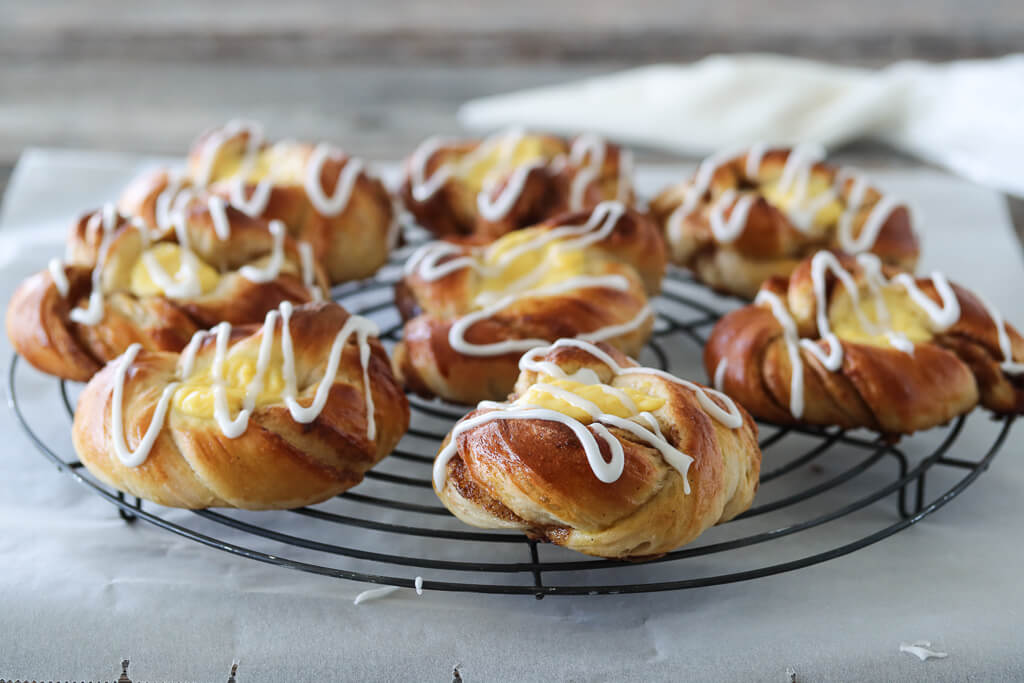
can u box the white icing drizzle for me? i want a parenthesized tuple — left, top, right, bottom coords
(838, 190, 902, 253)
(755, 289, 808, 418)
(477, 160, 546, 221)
(893, 271, 960, 331)
(304, 143, 365, 216)
(713, 358, 728, 392)
(414, 576, 424, 596)
(406, 201, 652, 358)
(403, 241, 476, 280)
(48, 258, 69, 296)
(109, 301, 380, 466)
(707, 189, 758, 243)
(141, 247, 204, 298)
(409, 128, 624, 221)
(433, 405, 630, 489)
(230, 175, 274, 218)
(899, 641, 948, 661)
(973, 293, 1024, 374)
(776, 143, 826, 204)
(669, 143, 908, 251)
(518, 338, 744, 430)
(194, 119, 373, 227)
(69, 203, 119, 325)
(447, 274, 640, 356)
(279, 301, 379, 439)
(203, 196, 322, 300)
(744, 142, 767, 179)
(110, 343, 182, 467)
(238, 220, 286, 283)
(408, 200, 628, 284)
(567, 133, 607, 211)
(433, 337, 748, 492)
(195, 119, 265, 187)
(407, 135, 456, 201)
(353, 586, 401, 605)
(208, 195, 232, 240)
(757, 251, 967, 418)
(179, 329, 206, 378)
(209, 321, 254, 438)
(154, 171, 188, 235)
(298, 242, 323, 301)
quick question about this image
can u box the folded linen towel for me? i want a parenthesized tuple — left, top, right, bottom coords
(458, 54, 1024, 198)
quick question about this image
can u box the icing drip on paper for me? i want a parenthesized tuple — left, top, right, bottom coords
(899, 641, 948, 661)
(353, 586, 402, 605)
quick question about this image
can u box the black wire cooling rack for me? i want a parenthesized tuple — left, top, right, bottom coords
(7, 249, 1016, 598)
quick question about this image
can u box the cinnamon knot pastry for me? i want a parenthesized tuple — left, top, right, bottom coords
(72, 300, 410, 509)
(119, 120, 397, 284)
(706, 251, 1024, 434)
(6, 201, 327, 382)
(400, 128, 634, 239)
(393, 201, 666, 404)
(433, 339, 760, 559)
(650, 144, 920, 299)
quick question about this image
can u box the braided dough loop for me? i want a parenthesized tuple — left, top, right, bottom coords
(6, 203, 328, 382)
(706, 252, 1024, 434)
(650, 146, 920, 299)
(71, 301, 409, 510)
(393, 204, 666, 404)
(434, 341, 760, 559)
(400, 130, 635, 239)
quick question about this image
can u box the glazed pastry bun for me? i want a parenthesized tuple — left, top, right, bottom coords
(119, 120, 397, 284)
(706, 251, 1024, 434)
(650, 144, 920, 299)
(7, 202, 328, 382)
(400, 128, 635, 239)
(433, 339, 761, 559)
(393, 201, 666, 404)
(71, 300, 409, 509)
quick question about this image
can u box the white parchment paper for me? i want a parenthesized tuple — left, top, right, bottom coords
(1, 149, 1022, 682)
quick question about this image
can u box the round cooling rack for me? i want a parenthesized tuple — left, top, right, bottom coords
(7, 251, 1016, 598)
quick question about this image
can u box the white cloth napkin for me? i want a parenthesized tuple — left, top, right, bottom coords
(458, 54, 1024, 198)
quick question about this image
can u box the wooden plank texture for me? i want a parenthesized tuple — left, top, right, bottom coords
(1, 0, 1021, 242)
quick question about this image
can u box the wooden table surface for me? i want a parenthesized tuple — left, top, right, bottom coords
(2, 0, 1022, 239)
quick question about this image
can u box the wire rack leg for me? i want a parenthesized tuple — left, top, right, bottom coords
(117, 491, 142, 524)
(885, 450, 912, 519)
(528, 540, 545, 600)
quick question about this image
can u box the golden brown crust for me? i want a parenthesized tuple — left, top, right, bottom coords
(71, 301, 410, 509)
(400, 132, 634, 239)
(650, 147, 921, 299)
(705, 253, 1024, 434)
(118, 129, 396, 285)
(392, 206, 666, 404)
(6, 205, 329, 381)
(434, 342, 761, 558)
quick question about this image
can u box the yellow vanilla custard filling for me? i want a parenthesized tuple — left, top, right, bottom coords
(460, 135, 561, 194)
(829, 285, 934, 347)
(472, 227, 595, 300)
(516, 377, 665, 423)
(173, 354, 287, 419)
(129, 243, 221, 297)
(205, 144, 308, 186)
(761, 175, 844, 228)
